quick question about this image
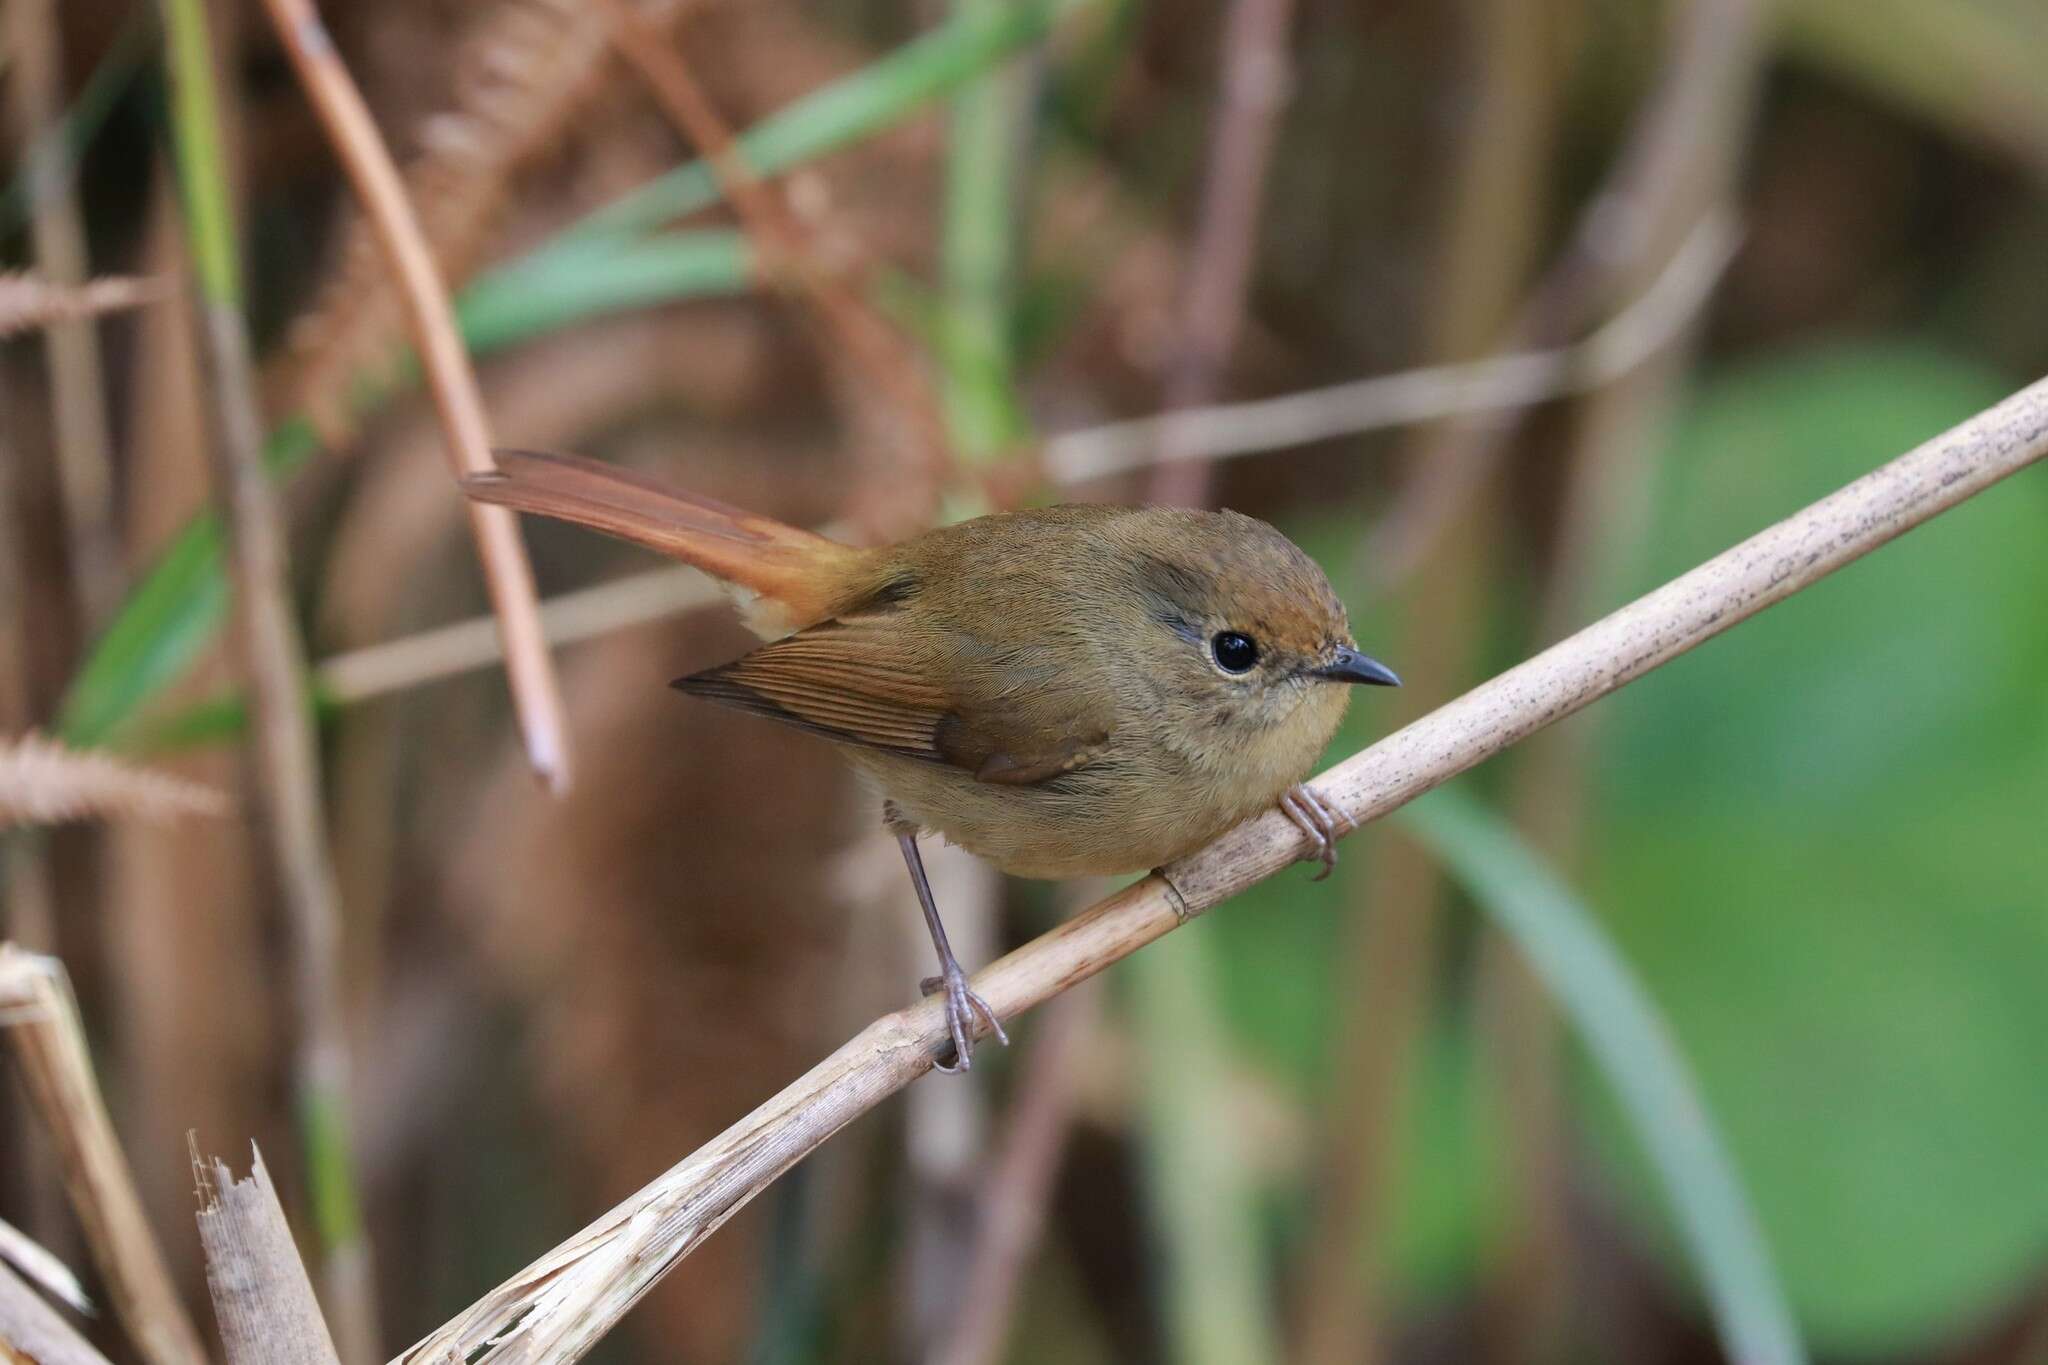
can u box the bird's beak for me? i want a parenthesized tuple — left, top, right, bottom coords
(1313, 645, 1401, 687)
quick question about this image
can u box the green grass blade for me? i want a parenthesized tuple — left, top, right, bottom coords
(1131, 933, 1287, 1365)
(57, 233, 750, 746)
(1399, 789, 1807, 1365)
(557, 0, 1084, 249)
(937, 0, 1032, 464)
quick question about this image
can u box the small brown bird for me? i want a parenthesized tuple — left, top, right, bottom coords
(465, 451, 1398, 1070)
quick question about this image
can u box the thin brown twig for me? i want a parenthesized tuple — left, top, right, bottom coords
(396, 370, 2048, 1365)
(1146, 0, 1296, 506)
(594, 0, 957, 486)
(257, 0, 571, 792)
(0, 946, 209, 1365)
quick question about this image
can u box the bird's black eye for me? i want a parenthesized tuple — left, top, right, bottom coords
(1211, 631, 1259, 674)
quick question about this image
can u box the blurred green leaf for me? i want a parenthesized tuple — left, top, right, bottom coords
(556, 0, 1087, 248)
(1403, 790, 1806, 1365)
(1131, 929, 1286, 1365)
(1591, 340, 2048, 1354)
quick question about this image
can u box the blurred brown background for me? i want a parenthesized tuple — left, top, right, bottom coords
(4, 0, 2047, 1362)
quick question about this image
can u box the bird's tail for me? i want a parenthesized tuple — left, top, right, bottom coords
(463, 448, 869, 636)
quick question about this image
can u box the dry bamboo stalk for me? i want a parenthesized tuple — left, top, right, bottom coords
(0, 947, 209, 1365)
(195, 1146, 343, 1365)
(0, 1259, 112, 1365)
(257, 0, 570, 792)
(397, 372, 2048, 1365)
(165, 0, 380, 1334)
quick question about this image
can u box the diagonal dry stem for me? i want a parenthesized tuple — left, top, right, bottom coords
(592, 0, 957, 487)
(0, 947, 208, 1365)
(256, 0, 570, 791)
(395, 371, 2048, 1365)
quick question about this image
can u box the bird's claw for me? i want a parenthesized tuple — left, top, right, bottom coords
(920, 969, 1009, 1072)
(1280, 783, 1348, 880)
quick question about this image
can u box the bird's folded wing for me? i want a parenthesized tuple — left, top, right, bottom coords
(673, 616, 1111, 785)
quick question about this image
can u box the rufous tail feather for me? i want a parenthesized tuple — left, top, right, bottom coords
(463, 448, 869, 636)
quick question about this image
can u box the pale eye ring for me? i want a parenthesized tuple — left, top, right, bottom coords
(1211, 630, 1259, 674)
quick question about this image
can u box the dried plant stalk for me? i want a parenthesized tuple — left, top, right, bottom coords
(0, 947, 209, 1365)
(271, 0, 690, 441)
(0, 733, 227, 829)
(195, 1146, 344, 1365)
(258, 0, 571, 791)
(0, 273, 168, 338)
(0, 1217, 91, 1316)
(0, 1259, 112, 1365)
(396, 371, 2048, 1365)
(593, 0, 956, 484)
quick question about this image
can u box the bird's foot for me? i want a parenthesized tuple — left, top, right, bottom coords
(920, 966, 1009, 1073)
(1279, 782, 1349, 881)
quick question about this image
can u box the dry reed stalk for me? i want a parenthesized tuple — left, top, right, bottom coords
(272, 0, 696, 441)
(166, 0, 379, 1342)
(396, 369, 2048, 1365)
(0, 947, 209, 1365)
(593, 0, 957, 486)
(0, 1259, 112, 1365)
(1146, 0, 1297, 506)
(0, 1218, 90, 1316)
(258, 0, 571, 792)
(194, 1146, 344, 1365)
(0, 273, 170, 338)
(3, 0, 124, 626)
(0, 733, 228, 829)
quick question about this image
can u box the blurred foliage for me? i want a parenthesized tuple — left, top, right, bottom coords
(7, 0, 2048, 1362)
(1591, 341, 2048, 1354)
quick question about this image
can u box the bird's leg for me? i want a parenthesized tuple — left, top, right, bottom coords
(895, 829, 1009, 1073)
(1279, 783, 1349, 881)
